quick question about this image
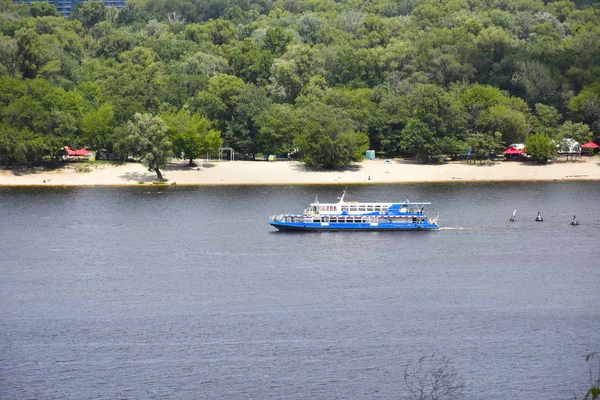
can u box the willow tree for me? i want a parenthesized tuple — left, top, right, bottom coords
(127, 113, 172, 180)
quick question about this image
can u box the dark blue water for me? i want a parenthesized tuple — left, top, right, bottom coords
(1, 183, 599, 399)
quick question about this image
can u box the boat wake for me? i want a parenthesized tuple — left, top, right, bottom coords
(438, 227, 474, 231)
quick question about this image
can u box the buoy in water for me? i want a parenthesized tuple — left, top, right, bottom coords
(535, 212, 543, 222)
(571, 215, 579, 225)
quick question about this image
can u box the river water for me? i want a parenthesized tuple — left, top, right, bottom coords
(1, 182, 599, 399)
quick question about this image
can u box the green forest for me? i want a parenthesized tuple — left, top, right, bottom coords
(1, 0, 599, 168)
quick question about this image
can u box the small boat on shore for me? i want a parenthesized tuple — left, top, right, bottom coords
(269, 191, 440, 231)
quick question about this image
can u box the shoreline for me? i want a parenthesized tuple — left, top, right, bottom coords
(1, 158, 599, 187)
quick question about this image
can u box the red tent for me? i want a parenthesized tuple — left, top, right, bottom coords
(65, 146, 93, 156)
(581, 142, 599, 149)
(503, 147, 524, 155)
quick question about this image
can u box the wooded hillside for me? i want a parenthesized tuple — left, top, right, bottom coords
(1, 0, 599, 166)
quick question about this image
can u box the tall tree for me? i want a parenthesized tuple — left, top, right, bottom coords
(127, 113, 172, 180)
(400, 118, 440, 161)
(255, 103, 297, 155)
(512, 61, 557, 106)
(295, 102, 369, 168)
(81, 103, 115, 153)
(569, 83, 600, 138)
(70, 0, 106, 30)
(466, 132, 503, 164)
(531, 103, 561, 137)
(556, 121, 593, 144)
(525, 133, 556, 164)
(160, 109, 222, 165)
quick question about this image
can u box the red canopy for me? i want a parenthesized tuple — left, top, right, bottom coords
(581, 141, 599, 149)
(65, 146, 93, 156)
(504, 147, 524, 155)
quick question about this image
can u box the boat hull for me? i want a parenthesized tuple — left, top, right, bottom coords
(269, 221, 439, 231)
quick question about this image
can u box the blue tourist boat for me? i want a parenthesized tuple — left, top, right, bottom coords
(269, 191, 440, 231)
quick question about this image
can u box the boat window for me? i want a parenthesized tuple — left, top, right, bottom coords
(350, 206, 358, 212)
(341, 206, 349, 212)
(374, 205, 381, 211)
(367, 206, 374, 212)
(358, 205, 366, 211)
(382, 206, 388, 212)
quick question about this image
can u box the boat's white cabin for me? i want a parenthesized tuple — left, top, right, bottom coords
(303, 191, 431, 216)
(305, 202, 392, 216)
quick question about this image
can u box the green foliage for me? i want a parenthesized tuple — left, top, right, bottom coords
(160, 109, 222, 164)
(255, 103, 296, 155)
(126, 113, 172, 179)
(512, 61, 557, 106)
(263, 26, 295, 55)
(227, 38, 274, 85)
(569, 83, 600, 137)
(525, 133, 556, 164)
(467, 132, 504, 163)
(400, 118, 440, 160)
(407, 84, 467, 139)
(0, 124, 46, 165)
(224, 84, 270, 157)
(195, 74, 245, 131)
(583, 353, 600, 400)
(556, 120, 593, 144)
(481, 104, 529, 145)
(81, 103, 115, 151)
(461, 84, 506, 132)
(1, 0, 600, 168)
(295, 102, 369, 168)
(70, 0, 106, 30)
(29, 2, 60, 18)
(531, 103, 561, 137)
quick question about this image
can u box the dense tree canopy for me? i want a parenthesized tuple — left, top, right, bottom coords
(1, 0, 599, 168)
(525, 133, 557, 164)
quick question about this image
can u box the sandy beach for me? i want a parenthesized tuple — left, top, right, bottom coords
(1, 157, 599, 186)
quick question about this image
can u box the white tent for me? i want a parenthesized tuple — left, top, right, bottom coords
(557, 138, 580, 153)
